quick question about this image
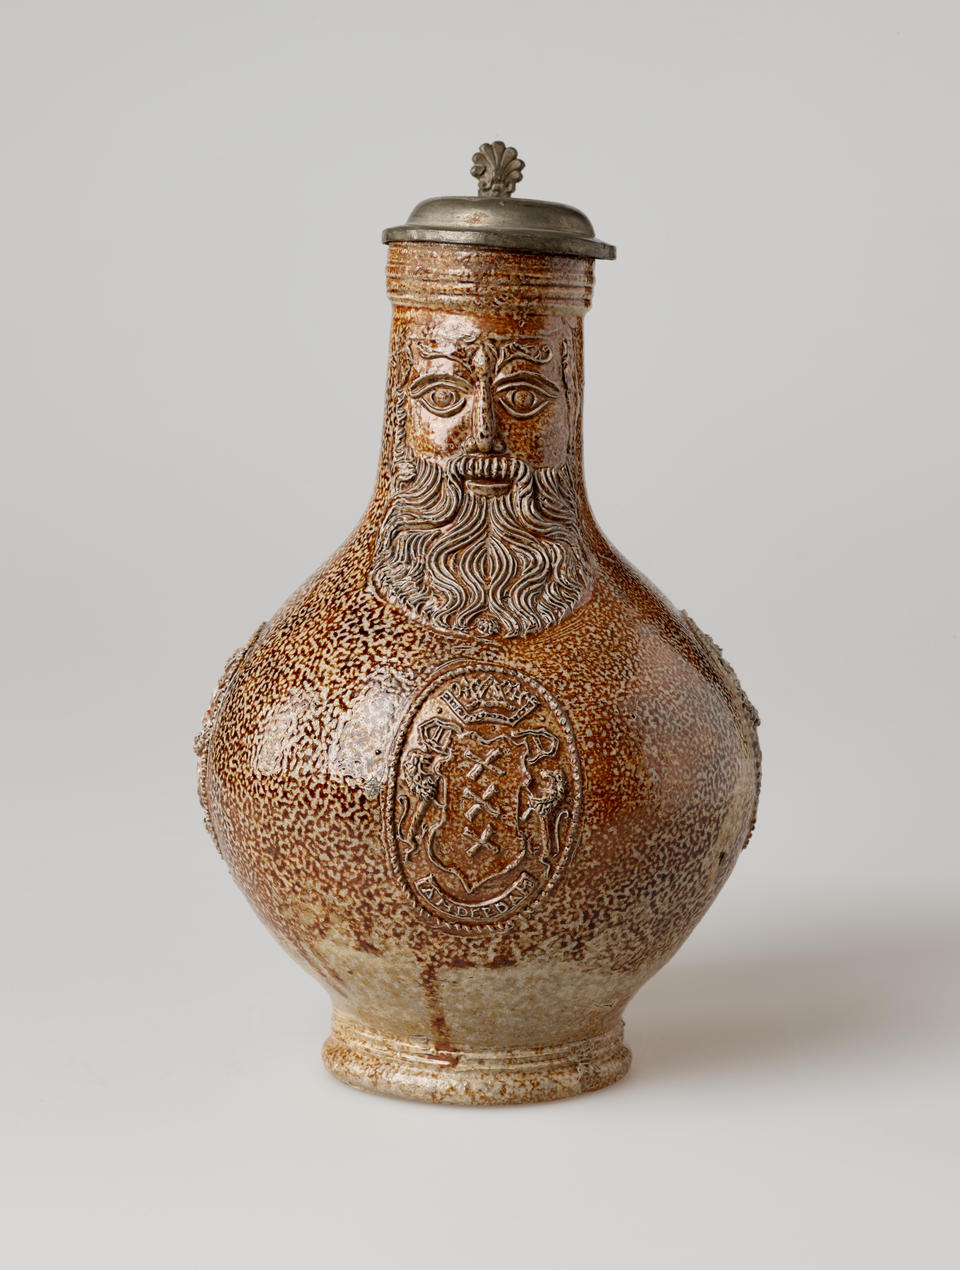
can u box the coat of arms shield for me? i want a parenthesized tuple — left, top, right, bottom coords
(386, 664, 582, 930)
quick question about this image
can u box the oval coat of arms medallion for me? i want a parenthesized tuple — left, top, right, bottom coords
(385, 664, 582, 931)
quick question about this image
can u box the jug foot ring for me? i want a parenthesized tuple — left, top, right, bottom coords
(322, 1011, 631, 1105)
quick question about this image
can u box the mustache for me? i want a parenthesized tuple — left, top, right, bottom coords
(452, 453, 525, 482)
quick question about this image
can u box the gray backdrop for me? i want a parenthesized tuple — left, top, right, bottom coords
(2, 2, 956, 1266)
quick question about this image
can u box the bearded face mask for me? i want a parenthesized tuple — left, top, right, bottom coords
(370, 330, 597, 638)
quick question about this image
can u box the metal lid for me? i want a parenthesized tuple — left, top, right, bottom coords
(383, 141, 616, 261)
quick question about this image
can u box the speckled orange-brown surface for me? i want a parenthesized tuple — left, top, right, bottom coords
(195, 241, 761, 1105)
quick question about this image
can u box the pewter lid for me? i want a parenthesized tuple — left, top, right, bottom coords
(383, 141, 616, 261)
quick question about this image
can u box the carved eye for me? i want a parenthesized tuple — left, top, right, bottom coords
(495, 374, 559, 419)
(409, 375, 471, 418)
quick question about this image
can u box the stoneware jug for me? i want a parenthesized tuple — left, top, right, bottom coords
(195, 142, 762, 1104)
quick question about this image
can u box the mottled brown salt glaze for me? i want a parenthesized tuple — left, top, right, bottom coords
(195, 239, 761, 1105)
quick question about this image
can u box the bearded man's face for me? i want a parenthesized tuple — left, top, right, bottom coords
(370, 322, 596, 639)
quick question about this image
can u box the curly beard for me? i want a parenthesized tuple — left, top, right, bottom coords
(370, 451, 595, 638)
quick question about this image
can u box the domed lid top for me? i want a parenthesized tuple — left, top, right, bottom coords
(383, 141, 616, 261)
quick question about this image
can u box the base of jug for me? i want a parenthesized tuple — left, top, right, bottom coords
(322, 1012, 631, 1105)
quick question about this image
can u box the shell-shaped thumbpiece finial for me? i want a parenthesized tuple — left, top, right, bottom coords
(471, 141, 525, 198)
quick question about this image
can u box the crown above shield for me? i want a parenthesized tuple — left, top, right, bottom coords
(440, 674, 540, 726)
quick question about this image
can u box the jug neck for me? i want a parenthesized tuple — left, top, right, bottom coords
(367, 244, 600, 641)
(378, 243, 593, 494)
